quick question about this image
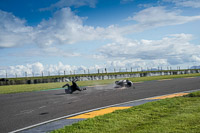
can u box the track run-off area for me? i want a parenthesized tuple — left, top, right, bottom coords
(0, 77, 200, 133)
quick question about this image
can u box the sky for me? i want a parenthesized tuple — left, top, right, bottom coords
(0, 0, 200, 77)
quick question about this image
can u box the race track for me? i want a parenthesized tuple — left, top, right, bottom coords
(0, 77, 200, 133)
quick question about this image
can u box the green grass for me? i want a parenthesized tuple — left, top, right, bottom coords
(52, 91, 200, 133)
(184, 91, 200, 97)
(0, 73, 200, 94)
(0, 82, 65, 94)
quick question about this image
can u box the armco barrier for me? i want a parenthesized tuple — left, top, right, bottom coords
(0, 70, 199, 86)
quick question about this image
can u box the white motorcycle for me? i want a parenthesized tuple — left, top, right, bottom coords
(114, 80, 135, 89)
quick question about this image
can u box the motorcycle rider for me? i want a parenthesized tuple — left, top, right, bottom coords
(62, 79, 86, 94)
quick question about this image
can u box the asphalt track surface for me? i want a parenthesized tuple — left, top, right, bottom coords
(0, 77, 200, 133)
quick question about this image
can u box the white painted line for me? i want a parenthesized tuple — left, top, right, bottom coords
(10, 88, 200, 133)
(10, 98, 148, 133)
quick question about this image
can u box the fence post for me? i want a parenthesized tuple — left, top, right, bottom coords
(88, 69, 90, 74)
(42, 71, 43, 77)
(6, 71, 7, 78)
(15, 73, 17, 78)
(64, 71, 66, 75)
(25, 72, 27, 77)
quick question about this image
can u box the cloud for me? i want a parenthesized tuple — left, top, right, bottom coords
(1, 6, 200, 68)
(1, 6, 200, 49)
(105, 59, 169, 71)
(0, 8, 107, 58)
(0, 62, 103, 78)
(0, 10, 33, 48)
(124, 6, 200, 33)
(98, 33, 200, 65)
(163, 0, 200, 8)
(2, 35, 200, 78)
(34, 8, 104, 47)
(40, 0, 98, 11)
(0, 62, 44, 77)
(0, 8, 123, 49)
(0, 60, 155, 78)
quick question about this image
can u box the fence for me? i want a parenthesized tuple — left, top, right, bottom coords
(1, 66, 187, 79)
(0, 69, 200, 86)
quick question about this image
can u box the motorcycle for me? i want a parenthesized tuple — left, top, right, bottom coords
(114, 80, 135, 89)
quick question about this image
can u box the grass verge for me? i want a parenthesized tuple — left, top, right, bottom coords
(52, 91, 200, 133)
(0, 73, 200, 94)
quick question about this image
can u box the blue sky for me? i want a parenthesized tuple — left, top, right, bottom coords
(1, 0, 200, 77)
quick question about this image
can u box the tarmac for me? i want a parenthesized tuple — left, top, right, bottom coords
(16, 91, 194, 133)
(4, 77, 200, 133)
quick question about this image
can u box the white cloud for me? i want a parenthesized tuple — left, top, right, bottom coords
(0, 62, 105, 78)
(125, 6, 200, 33)
(0, 10, 33, 48)
(0, 8, 123, 49)
(105, 59, 169, 71)
(34, 8, 104, 47)
(163, 0, 200, 8)
(0, 62, 69, 77)
(1, 7, 200, 49)
(98, 33, 200, 66)
(1, 5, 200, 67)
(40, 0, 98, 11)
(31, 62, 44, 74)
(0, 62, 44, 77)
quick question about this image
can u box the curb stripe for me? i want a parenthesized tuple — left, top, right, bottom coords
(68, 107, 131, 119)
(147, 93, 188, 100)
